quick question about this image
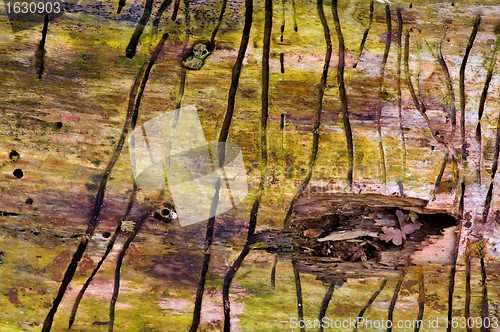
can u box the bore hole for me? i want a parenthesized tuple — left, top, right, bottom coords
(9, 150, 20, 162)
(451, 2, 454, 6)
(25, 197, 33, 205)
(13, 169, 23, 179)
(102, 231, 112, 238)
(161, 208, 170, 216)
(409, 3, 412, 8)
(54, 122, 63, 129)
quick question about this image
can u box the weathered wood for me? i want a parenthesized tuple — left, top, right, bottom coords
(318, 229, 379, 242)
(0, 0, 499, 330)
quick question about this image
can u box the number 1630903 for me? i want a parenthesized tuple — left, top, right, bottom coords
(6, 1, 61, 15)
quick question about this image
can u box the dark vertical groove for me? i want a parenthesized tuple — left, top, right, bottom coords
(435, 40, 459, 198)
(415, 267, 425, 332)
(465, 253, 472, 332)
(133, 34, 170, 116)
(293, 261, 305, 332)
(483, 182, 494, 222)
(171, 0, 181, 21)
(332, 0, 354, 190)
(376, 4, 392, 186)
(291, 0, 298, 32)
(280, 0, 285, 42)
(152, 0, 173, 35)
(354, 0, 373, 68)
(437, 42, 457, 136)
(222, 247, 250, 332)
(190, 1, 253, 330)
(484, 103, 500, 219)
(483, 102, 500, 222)
(117, 0, 126, 14)
(404, 30, 423, 115)
(452, 154, 460, 201)
(259, 0, 272, 211)
(396, 9, 407, 173)
(35, 15, 49, 79)
(354, 278, 387, 332)
(387, 271, 405, 332)
(125, 0, 154, 59)
(480, 254, 489, 332)
(210, 0, 228, 48)
(124, 183, 138, 217)
(404, 30, 447, 146)
(222, 0, 270, 328)
(283, 0, 332, 228)
(432, 151, 449, 200)
(381, 4, 392, 77)
(318, 283, 335, 332)
(174, 72, 186, 109)
(459, 14, 481, 161)
(217, 0, 253, 145)
(189, 180, 219, 332)
(447, 219, 463, 332)
(42, 33, 168, 332)
(68, 184, 138, 329)
(69, 230, 116, 329)
(280, 113, 286, 200)
(411, 29, 460, 202)
(280, 53, 285, 73)
(164, 0, 190, 174)
(108, 209, 152, 332)
(175, 1, 190, 110)
(459, 180, 465, 217)
(446, 266, 456, 332)
(270, 254, 278, 289)
(476, 38, 498, 183)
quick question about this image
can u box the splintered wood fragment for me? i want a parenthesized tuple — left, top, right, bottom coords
(318, 230, 379, 242)
(303, 228, 323, 238)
